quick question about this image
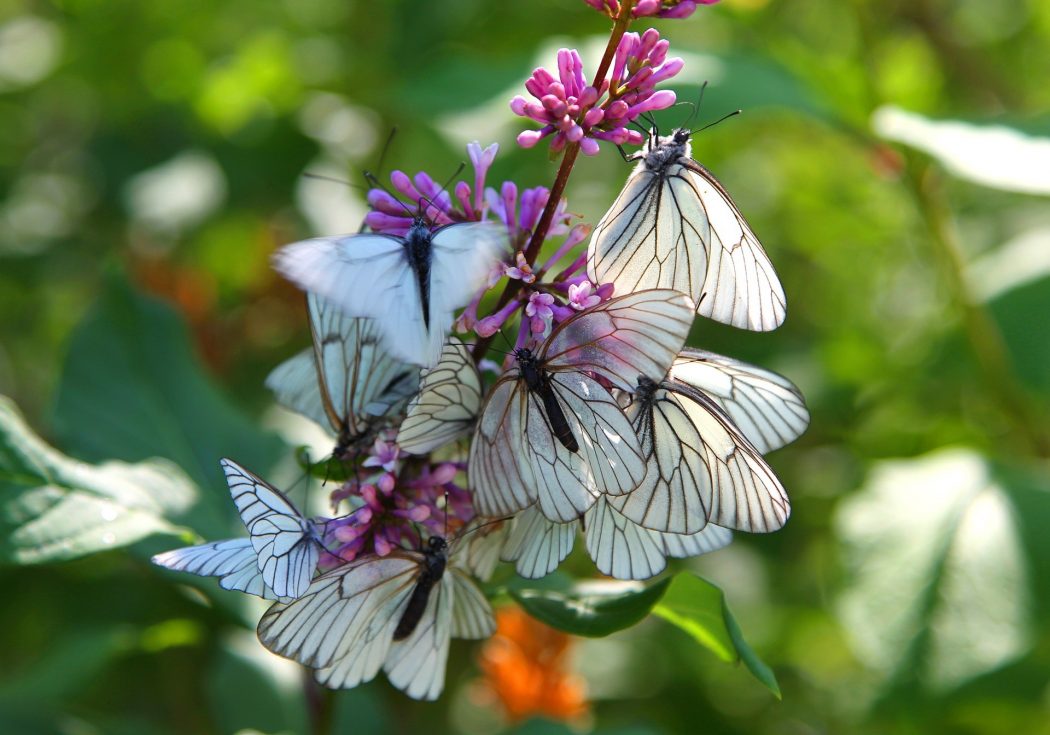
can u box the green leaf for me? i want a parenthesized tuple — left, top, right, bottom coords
(50, 274, 286, 537)
(0, 397, 196, 564)
(511, 578, 671, 638)
(652, 573, 781, 698)
(835, 448, 1035, 694)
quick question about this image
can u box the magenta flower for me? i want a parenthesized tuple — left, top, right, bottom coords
(584, 0, 719, 19)
(505, 252, 537, 283)
(567, 281, 601, 310)
(511, 30, 683, 155)
(362, 436, 401, 473)
(526, 292, 556, 334)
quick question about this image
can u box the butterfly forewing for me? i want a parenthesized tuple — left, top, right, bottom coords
(500, 506, 578, 579)
(151, 538, 281, 600)
(670, 347, 808, 454)
(398, 337, 483, 455)
(222, 459, 319, 599)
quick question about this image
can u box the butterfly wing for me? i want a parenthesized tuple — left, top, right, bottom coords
(260, 553, 421, 688)
(264, 347, 330, 429)
(151, 538, 281, 600)
(398, 337, 483, 455)
(614, 385, 790, 534)
(469, 375, 537, 518)
(681, 161, 786, 331)
(587, 167, 702, 304)
(543, 289, 693, 392)
(381, 569, 455, 701)
(222, 459, 319, 599)
(670, 347, 808, 454)
(500, 505, 577, 579)
(448, 567, 497, 639)
(584, 496, 732, 580)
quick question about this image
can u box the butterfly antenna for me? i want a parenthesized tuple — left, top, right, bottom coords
(693, 109, 741, 135)
(375, 126, 398, 178)
(417, 161, 466, 221)
(451, 515, 514, 544)
(302, 172, 365, 191)
(364, 170, 417, 219)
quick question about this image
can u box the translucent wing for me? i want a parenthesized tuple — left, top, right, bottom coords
(613, 384, 790, 534)
(685, 160, 786, 332)
(670, 347, 808, 454)
(588, 137, 785, 332)
(500, 506, 577, 579)
(462, 522, 509, 582)
(259, 554, 420, 683)
(584, 496, 732, 580)
(469, 376, 536, 518)
(151, 538, 281, 600)
(266, 295, 419, 450)
(398, 337, 482, 455)
(222, 459, 319, 599)
(448, 568, 497, 639)
(543, 289, 693, 392)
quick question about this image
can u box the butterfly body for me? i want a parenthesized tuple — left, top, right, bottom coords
(404, 219, 434, 328)
(393, 537, 448, 640)
(517, 348, 579, 453)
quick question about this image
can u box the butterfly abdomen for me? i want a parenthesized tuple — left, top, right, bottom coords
(405, 222, 433, 329)
(392, 541, 448, 641)
(519, 350, 579, 453)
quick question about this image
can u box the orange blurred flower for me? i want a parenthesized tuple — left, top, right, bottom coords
(476, 606, 589, 724)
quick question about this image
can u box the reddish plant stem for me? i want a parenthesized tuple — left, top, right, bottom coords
(472, 1, 635, 364)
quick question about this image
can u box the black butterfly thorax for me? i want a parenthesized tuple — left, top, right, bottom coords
(632, 375, 662, 460)
(516, 348, 580, 453)
(642, 129, 692, 176)
(392, 536, 448, 641)
(404, 220, 433, 329)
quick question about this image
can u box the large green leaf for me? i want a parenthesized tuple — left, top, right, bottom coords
(50, 274, 286, 537)
(0, 396, 195, 564)
(835, 448, 1037, 694)
(511, 578, 671, 638)
(652, 573, 781, 698)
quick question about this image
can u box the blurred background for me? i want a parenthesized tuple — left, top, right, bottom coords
(2, 0, 1049, 733)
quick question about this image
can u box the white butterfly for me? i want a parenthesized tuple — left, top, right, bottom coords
(469, 289, 694, 524)
(151, 538, 286, 601)
(588, 128, 786, 332)
(152, 459, 321, 600)
(266, 294, 419, 460)
(223, 458, 321, 599)
(611, 374, 791, 535)
(257, 536, 494, 701)
(397, 337, 482, 455)
(274, 219, 507, 366)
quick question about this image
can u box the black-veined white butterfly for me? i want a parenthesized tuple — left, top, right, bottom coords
(397, 337, 482, 455)
(257, 535, 494, 700)
(611, 374, 791, 535)
(588, 128, 786, 332)
(266, 294, 419, 460)
(274, 218, 507, 366)
(469, 289, 694, 524)
(152, 459, 322, 600)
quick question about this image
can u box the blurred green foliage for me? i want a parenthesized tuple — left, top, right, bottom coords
(2, 0, 1050, 733)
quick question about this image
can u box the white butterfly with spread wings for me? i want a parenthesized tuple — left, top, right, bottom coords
(274, 218, 507, 367)
(266, 294, 419, 460)
(257, 536, 494, 701)
(396, 337, 482, 455)
(152, 459, 322, 600)
(469, 289, 694, 524)
(588, 128, 786, 332)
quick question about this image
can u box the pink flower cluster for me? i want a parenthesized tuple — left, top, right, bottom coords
(511, 29, 683, 155)
(584, 0, 719, 19)
(324, 437, 473, 562)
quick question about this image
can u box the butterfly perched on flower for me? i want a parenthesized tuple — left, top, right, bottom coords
(152, 459, 322, 600)
(588, 127, 786, 332)
(257, 533, 494, 701)
(274, 218, 508, 366)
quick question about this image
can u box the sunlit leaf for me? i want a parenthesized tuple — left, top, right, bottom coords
(835, 448, 1034, 692)
(652, 573, 781, 698)
(0, 396, 196, 565)
(511, 578, 671, 638)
